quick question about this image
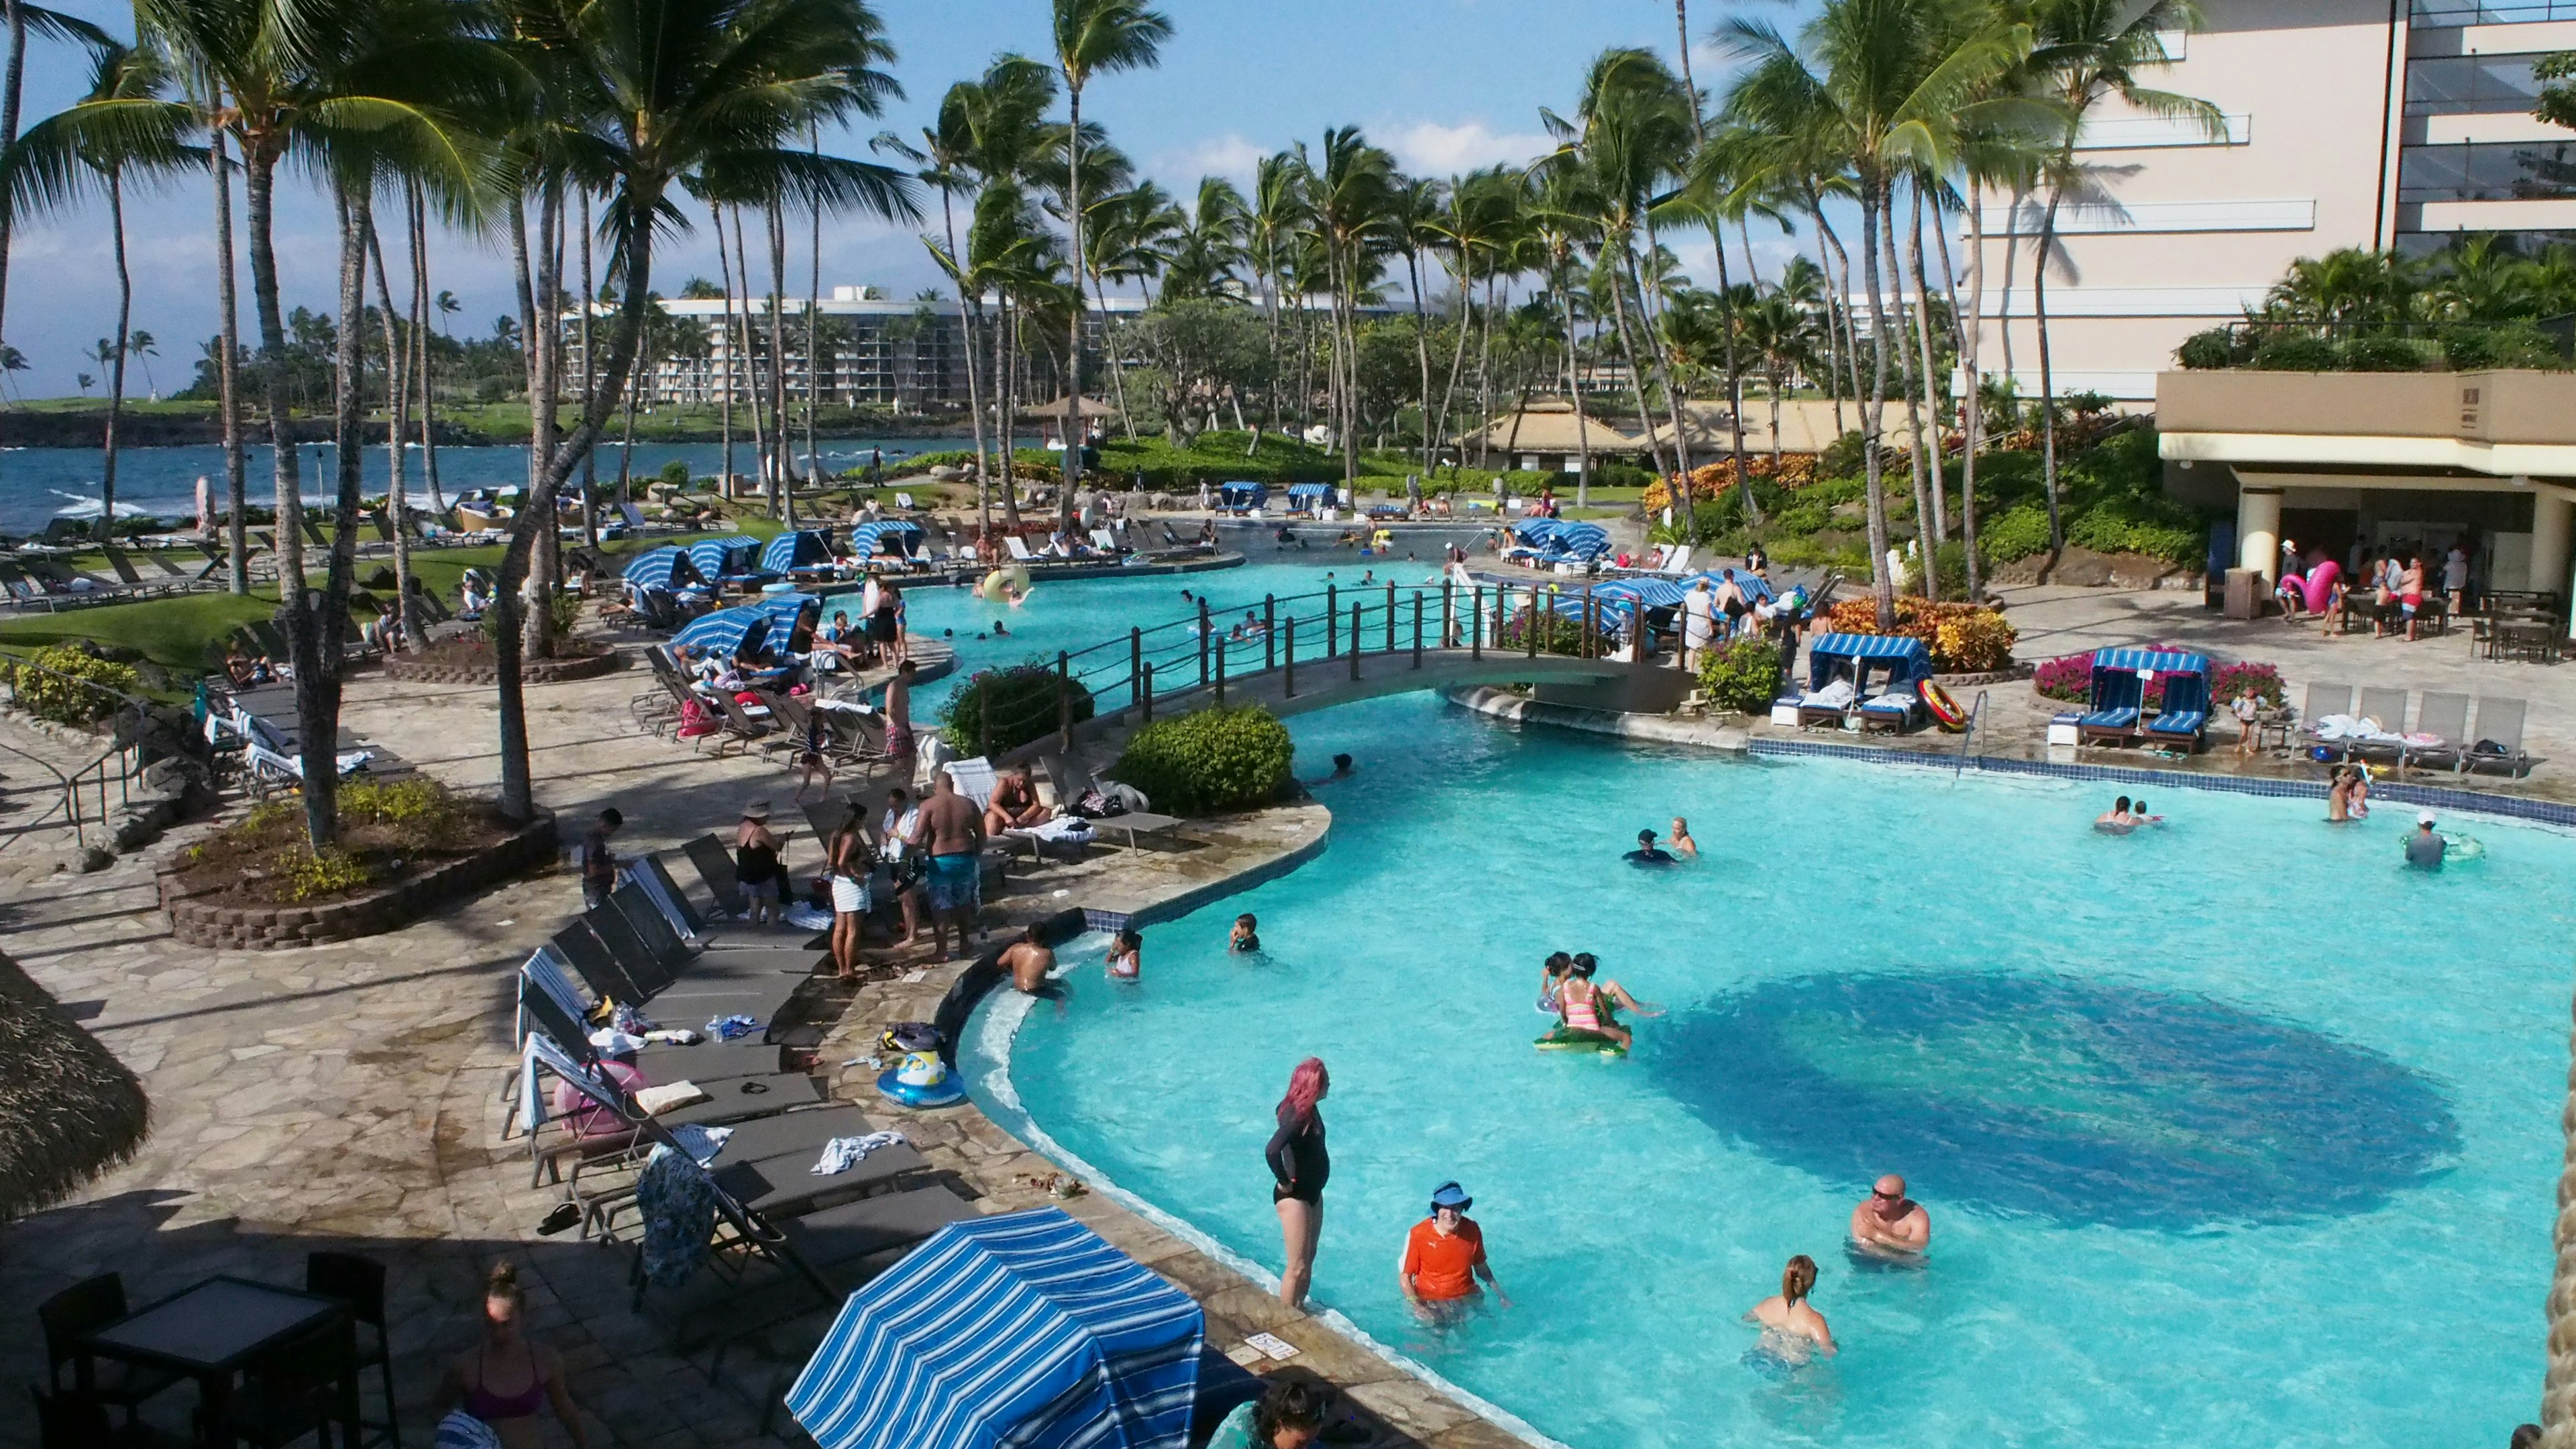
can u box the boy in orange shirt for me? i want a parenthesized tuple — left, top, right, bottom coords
(1399, 1181, 1510, 1321)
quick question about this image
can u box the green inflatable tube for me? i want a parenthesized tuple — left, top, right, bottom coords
(1536, 1025, 1626, 1055)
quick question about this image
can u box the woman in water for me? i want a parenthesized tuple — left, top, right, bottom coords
(431, 1263, 593, 1449)
(1267, 1057, 1330, 1309)
(1558, 954, 1660, 1050)
(1107, 928, 1142, 981)
(1668, 816, 1699, 859)
(1746, 1254, 1836, 1358)
(2326, 766, 2352, 823)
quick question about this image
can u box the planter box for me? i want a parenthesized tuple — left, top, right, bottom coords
(158, 810, 556, 951)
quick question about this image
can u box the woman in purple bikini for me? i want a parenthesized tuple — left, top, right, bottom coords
(432, 1263, 592, 1449)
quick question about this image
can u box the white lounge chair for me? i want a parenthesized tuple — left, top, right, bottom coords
(943, 756, 998, 811)
(1655, 545, 1694, 576)
(894, 492, 917, 509)
(1004, 535, 1037, 563)
(1089, 528, 1119, 552)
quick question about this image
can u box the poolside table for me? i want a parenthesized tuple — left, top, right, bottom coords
(80, 1275, 352, 1447)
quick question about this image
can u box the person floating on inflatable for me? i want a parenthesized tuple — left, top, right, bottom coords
(1539, 953, 1660, 1053)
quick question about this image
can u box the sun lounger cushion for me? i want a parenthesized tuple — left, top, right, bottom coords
(2080, 707, 2139, 729)
(2147, 710, 2206, 735)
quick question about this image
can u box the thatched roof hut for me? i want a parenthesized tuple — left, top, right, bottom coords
(0, 949, 147, 1222)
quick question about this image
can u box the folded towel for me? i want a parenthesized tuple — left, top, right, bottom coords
(1801, 680, 1856, 708)
(588, 1026, 647, 1057)
(634, 1081, 708, 1116)
(812, 1130, 908, 1176)
(1014, 816, 1095, 843)
(667, 1123, 733, 1166)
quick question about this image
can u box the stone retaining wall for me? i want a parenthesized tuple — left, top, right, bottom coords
(382, 650, 623, 687)
(158, 811, 557, 950)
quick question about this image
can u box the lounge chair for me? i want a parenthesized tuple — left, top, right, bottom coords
(2466, 696, 2533, 777)
(2404, 690, 2471, 773)
(2079, 671, 2145, 746)
(2300, 682, 2353, 749)
(943, 756, 998, 811)
(1792, 676, 1858, 729)
(1857, 688, 1921, 734)
(519, 959, 788, 1087)
(2145, 671, 2212, 752)
(98, 544, 178, 597)
(566, 908, 810, 1024)
(2350, 686, 2413, 764)
(684, 835, 751, 916)
(1004, 535, 1037, 563)
(1654, 545, 1693, 576)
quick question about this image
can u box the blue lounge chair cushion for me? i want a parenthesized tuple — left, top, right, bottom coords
(2081, 707, 2140, 729)
(1860, 694, 1917, 716)
(2147, 710, 2206, 735)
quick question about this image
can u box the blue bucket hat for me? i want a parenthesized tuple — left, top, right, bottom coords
(1430, 1181, 1471, 1212)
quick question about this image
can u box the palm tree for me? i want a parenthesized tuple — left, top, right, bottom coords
(1248, 150, 1303, 426)
(0, 3, 107, 378)
(1736, 288, 1805, 472)
(1387, 173, 1446, 480)
(2022, 0, 2219, 559)
(1050, 0, 1171, 529)
(1160, 175, 1246, 302)
(1723, 0, 2029, 626)
(1302, 126, 1399, 490)
(1428, 166, 1518, 475)
(2, 39, 195, 528)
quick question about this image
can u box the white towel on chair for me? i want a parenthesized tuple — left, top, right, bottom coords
(812, 1130, 908, 1175)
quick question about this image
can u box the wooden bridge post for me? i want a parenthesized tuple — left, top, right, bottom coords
(1584, 594, 1597, 659)
(1130, 627, 1142, 706)
(1526, 588, 1539, 658)
(1350, 604, 1362, 682)
(1470, 586, 1482, 659)
(1198, 599, 1212, 687)
(1326, 584, 1338, 658)
(1284, 616, 1296, 699)
(1441, 582, 1454, 648)
(1264, 594, 1276, 671)
(1384, 582, 1396, 655)
(1140, 661, 1154, 723)
(1412, 592, 1423, 669)
(1057, 651, 1071, 749)
(1215, 637, 1226, 708)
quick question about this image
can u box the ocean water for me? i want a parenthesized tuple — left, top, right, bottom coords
(967, 693, 2571, 1449)
(0, 438, 967, 532)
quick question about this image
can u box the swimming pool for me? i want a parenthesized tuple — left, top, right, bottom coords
(965, 693, 2569, 1449)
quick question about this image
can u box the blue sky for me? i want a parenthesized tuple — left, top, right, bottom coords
(10, 0, 1809, 397)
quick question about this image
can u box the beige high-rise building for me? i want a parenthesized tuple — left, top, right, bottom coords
(1976, 0, 2576, 402)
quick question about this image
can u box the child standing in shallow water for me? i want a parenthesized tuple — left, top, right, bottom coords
(1230, 914, 1261, 953)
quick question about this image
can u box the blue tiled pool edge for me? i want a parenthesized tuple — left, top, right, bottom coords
(1748, 737, 2576, 828)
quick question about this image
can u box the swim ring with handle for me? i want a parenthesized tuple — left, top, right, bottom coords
(1922, 682, 1967, 731)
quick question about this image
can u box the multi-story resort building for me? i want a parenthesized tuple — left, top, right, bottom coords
(1979, 1, 2576, 613)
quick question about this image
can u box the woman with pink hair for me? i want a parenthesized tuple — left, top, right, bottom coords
(1266, 1057, 1330, 1309)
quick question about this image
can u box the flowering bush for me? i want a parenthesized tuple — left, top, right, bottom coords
(1821, 597, 2018, 673)
(2033, 653, 2094, 702)
(1697, 635, 1784, 714)
(1642, 453, 1820, 515)
(2211, 660, 2285, 708)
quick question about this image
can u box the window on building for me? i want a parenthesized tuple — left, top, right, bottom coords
(2411, 0, 2576, 25)
(2405, 53, 2551, 116)
(2398, 139, 2576, 203)
(2397, 227, 2576, 256)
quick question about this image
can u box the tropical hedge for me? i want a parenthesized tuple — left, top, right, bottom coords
(1110, 704, 1294, 815)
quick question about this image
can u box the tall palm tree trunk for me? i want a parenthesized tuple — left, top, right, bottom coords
(244, 143, 304, 592)
(1601, 244, 1669, 496)
(1705, 213, 1760, 527)
(2034, 180, 2068, 559)
(577, 193, 598, 549)
(280, 180, 370, 848)
(212, 125, 248, 594)
(0, 0, 27, 380)
(366, 221, 415, 648)
(1000, 297, 1023, 528)
(1061, 84, 1087, 533)
(409, 180, 444, 514)
(765, 203, 795, 523)
(1857, 178, 1897, 628)
(1957, 187, 1988, 603)
(731, 207, 771, 502)
(1882, 197, 1935, 599)
(714, 202, 735, 492)
(805, 194, 822, 485)
(1408, 247, 1434, 481)
(1909, 183, 1949, 553)
(101, 170, 129, 528)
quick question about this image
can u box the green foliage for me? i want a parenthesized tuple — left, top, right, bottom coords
(939, 661, 1094, 755)
(2252, 332, 2338, 371)
(657, 460, 691, 486)
(278, 846, 376, 902)
(480, 589, 584, 644)
(339, 777, 472, 849)
(2442, 323, 2568, 371)
(2339, 335, 2430, 372)
(1978, 504, 2053, 563)
(1696, 635, 1783, 714)
(1496, 601, 1591, 657)
(2174, 328, 2243, 370)
(4, 646, 140, 724)
(1110, 705, 1294, 816)
(1819, 431, 1870, 478)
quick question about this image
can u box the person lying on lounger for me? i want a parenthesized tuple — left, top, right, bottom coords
(983, 769, 1050, 833)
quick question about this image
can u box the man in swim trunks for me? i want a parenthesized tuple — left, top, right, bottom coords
(1400, 1181, 1509, 1320)
(908, 771, 985, 959)
(998, 924, 1055, 994)
(1624, 828, 1677, 866)
(2406, 811, 2447, 870)
(883, 660, 916, 760)
(1849, 1173, 1930, 1254)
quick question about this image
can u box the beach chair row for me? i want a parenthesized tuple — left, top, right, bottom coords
(2300, 681, 2532, 776)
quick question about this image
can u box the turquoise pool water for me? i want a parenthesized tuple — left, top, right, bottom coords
(965, 694, 2571, 1449)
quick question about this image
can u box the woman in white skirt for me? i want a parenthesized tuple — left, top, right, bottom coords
(826, 805, 873, 980)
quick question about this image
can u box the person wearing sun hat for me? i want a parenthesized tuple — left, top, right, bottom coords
(733, 800, 784, 927)
(2406, 810, 2447, 871)
(1400, 1181, 1509, 1320)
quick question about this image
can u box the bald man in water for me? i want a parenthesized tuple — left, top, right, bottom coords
(1850, 1173, 1930, 1254)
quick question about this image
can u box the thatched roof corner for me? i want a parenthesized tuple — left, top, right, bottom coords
(0, 951, 148, 1223)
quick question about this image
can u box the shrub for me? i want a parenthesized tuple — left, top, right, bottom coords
(4, 646, 140, 725)
(1978, 504, 2054, 563)
(278, 846, 376, 902)
(2340, 335, 2429, 372)
(939, 661, 1095, 755)
(2442, 323, 2566, 371)
(2033, 652, 2092, 702)
(480, 589, 584, 645)
(2251, 332, 2338, 371)
(2211, 660, 2285, 708)
(1495, 600, 1591, 657)
(657, 460, 691, 486)
(340, 777, 474, 849)
(1110, 704, 1294, 815)
(2174, 327, 2242, 370)
(1697, 635, 1783, 713)
(1821, 596, 2017, 673)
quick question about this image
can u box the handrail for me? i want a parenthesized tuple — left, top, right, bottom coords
(0, 653, 159, 851)
(1953, 688, 1990, 778)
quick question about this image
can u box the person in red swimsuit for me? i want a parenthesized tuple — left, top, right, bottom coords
(432, 1263, 592, 1449)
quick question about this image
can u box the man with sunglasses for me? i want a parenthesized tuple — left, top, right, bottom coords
(1849, 1173, 1930, 1256)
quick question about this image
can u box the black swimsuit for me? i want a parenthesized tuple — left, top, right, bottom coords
(1267, 1109, 1328, 1204)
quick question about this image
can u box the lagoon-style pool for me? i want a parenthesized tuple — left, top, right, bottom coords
(965, 692, 2569, 1449)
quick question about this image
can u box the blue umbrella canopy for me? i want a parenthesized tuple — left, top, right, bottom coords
(620, 545, 692, 591)
(848, 520, 924, 557)
(761, 530, 836, 573)
(788, 1208, 1203, 1449)
(670, 605, 769, 661)
(688, 534, 763, 580)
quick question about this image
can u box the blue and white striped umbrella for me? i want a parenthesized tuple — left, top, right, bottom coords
(620, 545, 689, 590)
(761, 530, 835, 574)
(688, 535, 763, 580)
(1676, 568, 1776, 604)
(753, 590, 817, 641)
(669, 605, 769, 661)
(1550, 521, 1610, 558)
(1594, 578, 1688, 608)
(1287, 482, 1333, 500)
(1511, 517, 1562, 545)
(848, 520, 924, 558)
(787, 1208, 1204, 1449)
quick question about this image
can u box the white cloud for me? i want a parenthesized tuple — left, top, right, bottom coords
(1385, 120, 1554, 176)
(1154, 133, 1268, 186)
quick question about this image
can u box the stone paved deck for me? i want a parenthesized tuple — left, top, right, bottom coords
(0, 659, 1521, 1449)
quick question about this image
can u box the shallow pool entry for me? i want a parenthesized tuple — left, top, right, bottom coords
(1656, 971, 2459, 1230)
